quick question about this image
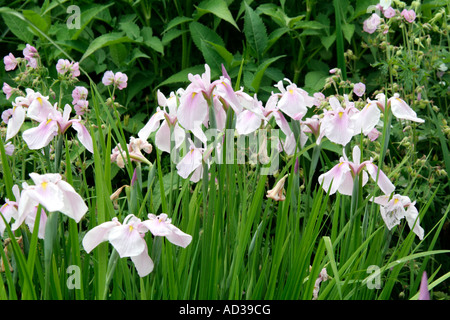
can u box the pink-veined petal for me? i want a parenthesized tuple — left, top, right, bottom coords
(236, 110, 263, 135)
(138, 108, 165, 141)
(22, 118, 59, 150)
(389, 95, 425, 123)
(322, 108, 355, 146)
(318, 161, 352, 195)
(82, 218, 121, 253)
(177, 90, 208, 131)
(357, 101, 381, 135)
(142, 213, 172, 237)
(363, 162, 395, 195)
(56, 180, 88, 222)
(405, 203, 424, 240)
(24, 206, 47, 239)
(176, 145, 203, 180)
(108, 224, 146, 258)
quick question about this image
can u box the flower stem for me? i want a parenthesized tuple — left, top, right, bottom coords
(102, 249, 120, 300)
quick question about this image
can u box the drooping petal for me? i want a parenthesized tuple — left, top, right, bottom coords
(11, 189, 42, 232)
(165, 224, 193, 248)
(108, 223, 146, 258)
(22, 118, 59, 150)
(71, 120, 94, 153)
(379, 203, 403, 230)
(356, 101, 381, 136)
(154, 120, 171, 153)
(82, 218, 121, 253)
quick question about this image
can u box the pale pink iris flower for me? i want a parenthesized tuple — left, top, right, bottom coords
(1, 185, 47, 239)
(263, 93, 307, 155)
(9, 173, 88, 238)
(22, 104, 93, 153)
(321, 96, 360, 146)
(301, 115, 325, 145)
(354, 99, 381, 137)
(0, 185, 20, 237)
(318, 145, 395, 196)
(372, 194, 424, 240)
(102, 71, 128, 90)
(82, 213, 192, 277)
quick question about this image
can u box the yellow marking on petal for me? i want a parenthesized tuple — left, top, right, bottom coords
(338, 111, 344, 118)
(45, 119, 52, 125)
(192, 92, 197, 99)
(394, 198, 399, 204)
(222, 81, 227, 87)
(338, 162, 344, 167)
(289, 89, 294, 94)
(129, 225, 134, 232)
(41, 181, 48, 190)
(37, 97, 43, 105)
